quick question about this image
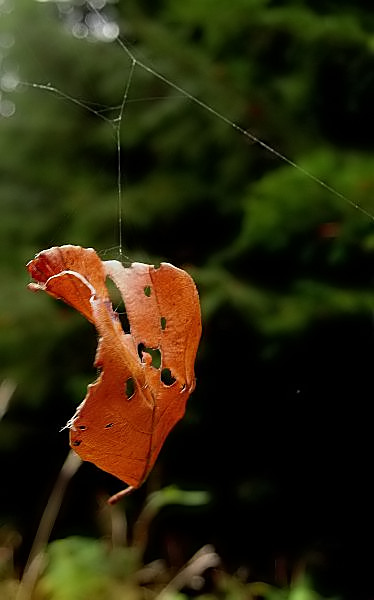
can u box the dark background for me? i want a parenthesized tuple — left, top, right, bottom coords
(1, 1, 374, 598)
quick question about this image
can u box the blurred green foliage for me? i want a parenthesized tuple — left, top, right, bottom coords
(1, 0, 374, 598)
(0, 487, 330, 600)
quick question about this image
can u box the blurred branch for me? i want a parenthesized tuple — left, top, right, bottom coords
(16, 450, 82, 600)
(0, 379, 16, 420)
(133, 486, 210, 556)
(154, 544, 220, 600)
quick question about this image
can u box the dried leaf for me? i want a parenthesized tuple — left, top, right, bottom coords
(27, 245, 201, 496)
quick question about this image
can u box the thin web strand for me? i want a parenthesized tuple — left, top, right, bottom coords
(20, 83, 183, 116)
(117, 45, 374, 222)
(22, 59, 137, 258)
(115, 58, 136, 259)
(86, 3, 374, 223)
(19, 81, 114, 126)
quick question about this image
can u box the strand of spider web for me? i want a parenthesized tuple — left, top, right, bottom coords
(19, 81, 114, 125)
(20, 81, 184, 111)
(87, 4, 374, 223)
(23, 60, 136, 259)
(115, 58, 136, 260)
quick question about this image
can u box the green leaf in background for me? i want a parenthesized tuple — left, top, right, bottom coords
(36, 536, 140, 600)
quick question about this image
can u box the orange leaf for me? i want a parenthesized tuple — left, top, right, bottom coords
(27, 245, 201, 498)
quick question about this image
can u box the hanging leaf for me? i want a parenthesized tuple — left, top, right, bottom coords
(27, 245, 201, 501)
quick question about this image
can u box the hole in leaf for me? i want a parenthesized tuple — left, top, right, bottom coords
(72, 440, 82, 446)
(144, 285, 151, 297)
(117, 310, 130, 334)
(160, 316, 167, 330)
(161, 368, 176, 386)
(78, 425, 87, 430)
(138, 343, 161, 369)
(105, 277, 130, 333)
(125, 377, 135, 400)
(105, 422, 114, 428)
